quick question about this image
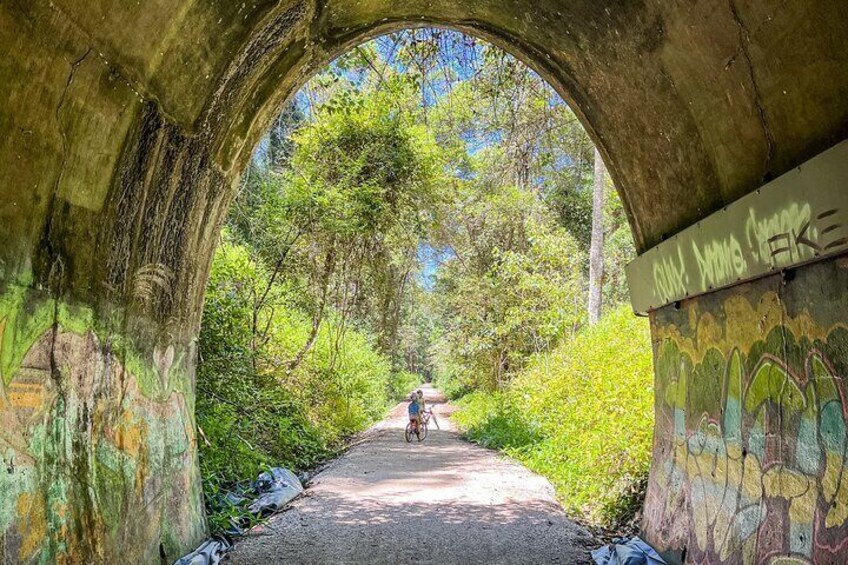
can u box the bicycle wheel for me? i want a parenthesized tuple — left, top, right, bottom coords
(405, 422, 414, 443)
(418, 422, 428, 442)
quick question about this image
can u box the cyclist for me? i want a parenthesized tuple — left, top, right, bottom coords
(408, 392, 421, 432)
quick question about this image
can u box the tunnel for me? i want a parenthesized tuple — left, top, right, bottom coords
(1, 0, 848, 562)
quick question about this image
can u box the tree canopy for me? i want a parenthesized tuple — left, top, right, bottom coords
(196, 27, 643, 533)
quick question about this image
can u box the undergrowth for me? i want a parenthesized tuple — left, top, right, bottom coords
(197, 240, 419, 533)
(451, 306, 654, 529)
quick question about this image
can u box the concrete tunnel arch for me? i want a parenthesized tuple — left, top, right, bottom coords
(1, 1, 848, 563)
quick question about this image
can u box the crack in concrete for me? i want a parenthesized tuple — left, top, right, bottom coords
(50, 47, 93, 215)
(45, 48, 91, 390)
(48, 46, 92, 227)
(728, 0, 775, 183)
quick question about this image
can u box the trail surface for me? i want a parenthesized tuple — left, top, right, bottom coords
(228, 384, 595, 564)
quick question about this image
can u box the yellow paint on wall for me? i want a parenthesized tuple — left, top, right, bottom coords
(15, 492, 47, 562)
(826, 471, 848, 528)
(762, 465, 810, 500)
(822, 451, 842, 503)
(113, 410, 147, 458)
(8, 383, 44, 409)
(655, 291, 848, 363)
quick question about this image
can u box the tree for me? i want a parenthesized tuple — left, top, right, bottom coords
(281, 79, 445, 369)
(588, 148, 606, 324)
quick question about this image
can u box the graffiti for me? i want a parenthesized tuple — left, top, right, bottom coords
(0, 314, 204, 563)
(627, 139, 848, 313)
(643, 259, 848, 565)
(743, 204, 848, 266)
(652, 342, 848, 564)
(691, 234, 747, 291)
(746, 204, 848, 266)
(745, 202, 814, 264)
(766, 209, 848, 259)
(653, 245, 689, 305)
(630, 200, 848, 313)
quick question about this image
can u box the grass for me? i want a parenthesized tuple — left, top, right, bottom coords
(451, 305, 654, 528)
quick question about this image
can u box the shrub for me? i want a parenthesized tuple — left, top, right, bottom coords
(197, 240, 422, 532)
(387, 370, 421, 401)
(452, 305, 654, 527)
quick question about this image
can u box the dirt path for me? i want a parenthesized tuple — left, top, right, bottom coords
(227, 384, 595, 564)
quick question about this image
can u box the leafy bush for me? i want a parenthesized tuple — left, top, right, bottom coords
(454, 391, 541, 450)
(197, 239, 417, 531)
(452, 305, 653, 527)
(387, 370, 421, 401)
(431, 360, 474, 400)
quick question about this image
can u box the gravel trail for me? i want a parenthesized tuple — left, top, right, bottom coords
(227, 384, 595, 565)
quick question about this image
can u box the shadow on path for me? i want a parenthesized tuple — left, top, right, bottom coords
(227, 384, 595, 565)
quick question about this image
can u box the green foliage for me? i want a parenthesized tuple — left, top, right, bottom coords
(197, 239, 416, 531)
(454, 391, 542, 450)
(429, 182, 586, 391)
(452, 306, 654, 527)
(199, 28, 645, 537)
(288, 83, 444, 240)
(387, 370, 421, 402)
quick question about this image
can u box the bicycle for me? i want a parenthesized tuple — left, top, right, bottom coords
(422, 407, 439, 430)
(405, 417, 427, 442)
(404, 408, 438, 443)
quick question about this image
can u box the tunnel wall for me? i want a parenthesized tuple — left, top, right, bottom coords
(2, 0, 848, 562)
(0, 291, 206, 563)
(643, 254, 848, 564)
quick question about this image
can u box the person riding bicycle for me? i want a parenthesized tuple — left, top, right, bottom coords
(408, 392, 421, 431)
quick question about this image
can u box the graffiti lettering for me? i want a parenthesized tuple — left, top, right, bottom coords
(631, 200, 848, 312)
(745, 202, 812, 264)
(627, 141, 848, 312)
(763, 208, 848, 263)
(652, 245, 688, 304)
(691, 234, 746, 290)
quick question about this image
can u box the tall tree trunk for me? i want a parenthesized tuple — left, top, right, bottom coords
(588, 147, 606, 325)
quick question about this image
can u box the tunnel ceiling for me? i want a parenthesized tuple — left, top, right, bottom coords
(2, 0, 848, 306)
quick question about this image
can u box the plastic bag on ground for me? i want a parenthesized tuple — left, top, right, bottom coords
(174, 467, 303, 564)
(591, 536, 667, 565)
(174, 537, 232, 565)
(248, 467, 304, 517)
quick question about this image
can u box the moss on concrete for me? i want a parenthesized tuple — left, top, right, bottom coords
(1, 0, 847, 561)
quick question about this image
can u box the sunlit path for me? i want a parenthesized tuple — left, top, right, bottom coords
(228, 384, 594, 564)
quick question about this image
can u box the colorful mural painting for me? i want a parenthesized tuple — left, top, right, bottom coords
(0, 288, 205, 563)
(643, 255, 848, 564)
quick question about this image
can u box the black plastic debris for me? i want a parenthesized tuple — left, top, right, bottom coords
(591, 536, 667, 565)
(174, 467, 303, 565)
